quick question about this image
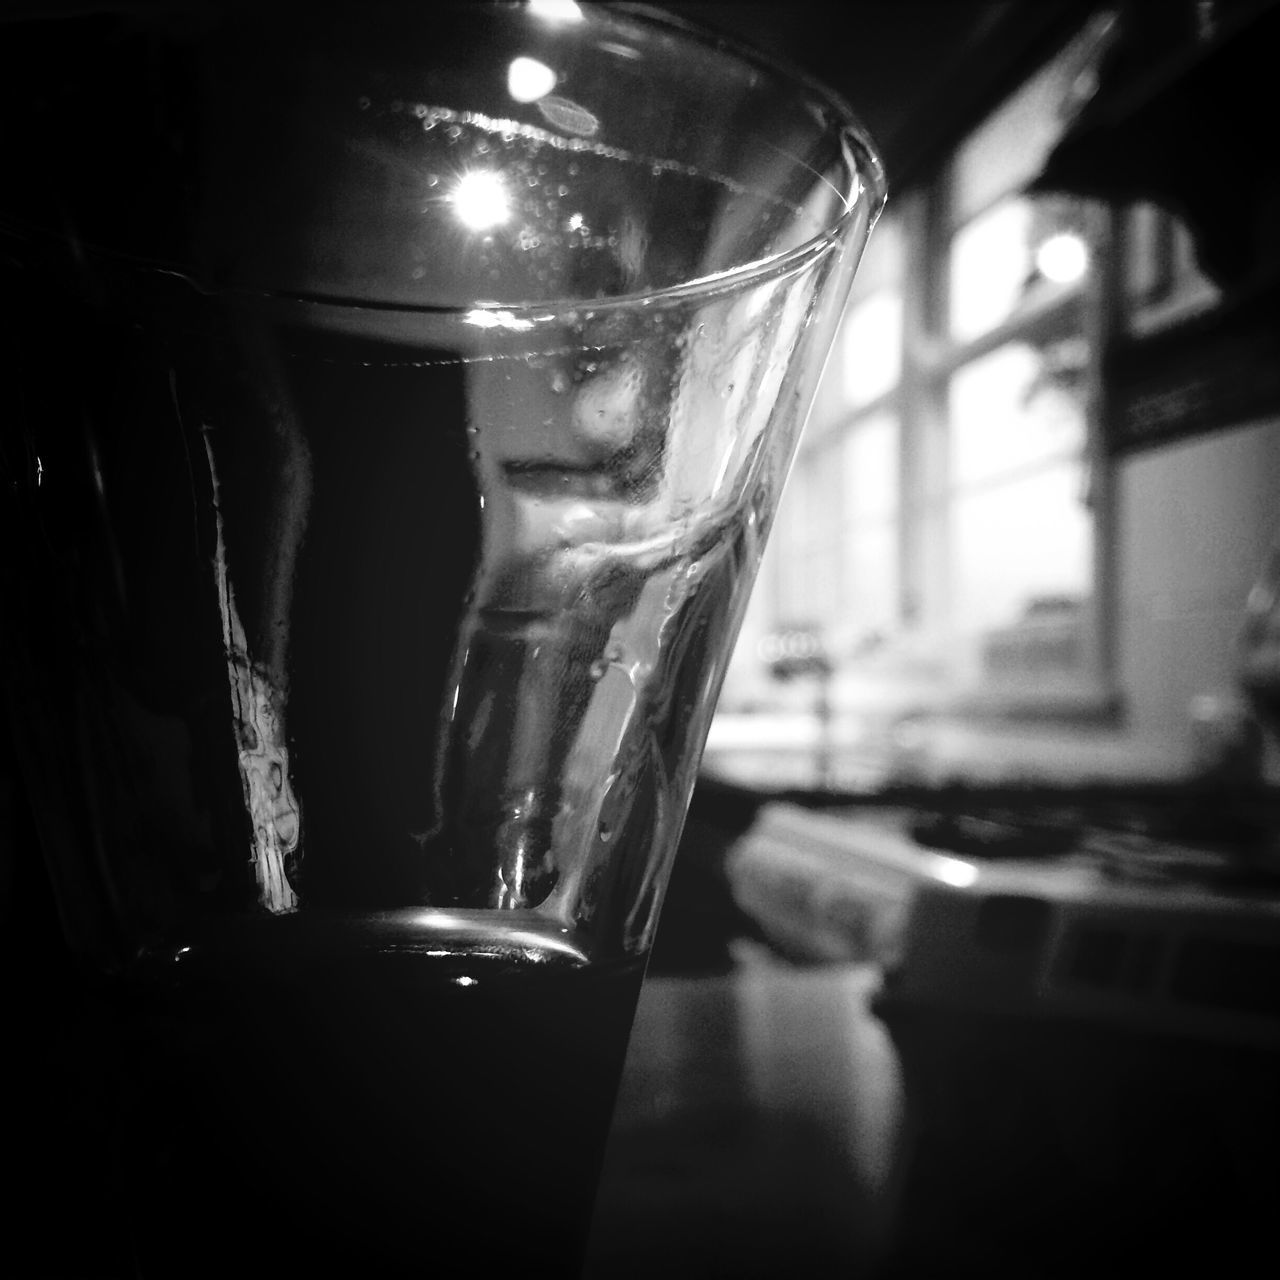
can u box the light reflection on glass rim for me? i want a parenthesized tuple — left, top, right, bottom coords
(449, 170, 512, 231)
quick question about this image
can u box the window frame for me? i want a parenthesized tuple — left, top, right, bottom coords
(761, 22, 1129, 726)
(905, 176, 1122, 721)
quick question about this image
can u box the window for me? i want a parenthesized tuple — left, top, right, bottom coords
(724, 13, 1120, 724)
(840, 410, 899, 644)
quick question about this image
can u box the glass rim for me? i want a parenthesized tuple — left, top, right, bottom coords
(1, 0, 887, 321)
(182, 223, 852, 324)
(216, 1, 886, 322)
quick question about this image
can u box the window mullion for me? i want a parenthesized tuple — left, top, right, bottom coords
(900, 183, 950, 637)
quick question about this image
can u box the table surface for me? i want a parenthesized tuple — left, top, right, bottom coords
(584, 951, 906, 1279)
(584, 944, 1280, 1279)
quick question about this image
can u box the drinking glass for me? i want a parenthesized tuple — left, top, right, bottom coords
(0, 2, 884, 1274)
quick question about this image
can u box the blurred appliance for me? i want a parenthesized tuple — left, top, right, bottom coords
(727, 799, 1280, 1049)
(729, 797, 1280, 1274)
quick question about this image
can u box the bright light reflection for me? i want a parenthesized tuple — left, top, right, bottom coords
(528, 0, 583, 22)
(1036, 231, 1089, 284)
(464, 309, 535, 332)
(933, 856, 979, 889)
(508, 55, 556, 103)
(450, 171, 511, 231)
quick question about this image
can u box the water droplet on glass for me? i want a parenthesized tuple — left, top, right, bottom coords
(357, 95, 372, 111)
(598, 824, 613, 843)
(589, 658, 608, 680)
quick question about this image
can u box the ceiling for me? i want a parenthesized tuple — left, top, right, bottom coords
(662, 1, 1093, 191)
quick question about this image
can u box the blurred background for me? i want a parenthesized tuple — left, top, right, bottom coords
(588, 3, 1280, 1277)
(679, 0, 1280, 794)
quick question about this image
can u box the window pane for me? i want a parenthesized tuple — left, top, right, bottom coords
(949, 340, 1087, 489)
(949, 195, 1091, 341)
(950, 199, 1032, 340)
(844, 523, 898, 636)
(842, 290, 902, 408)
(951, 462, 1092, 637)
(808, 544, 842, 633)
(775, 449, 844, 629)
(840, 412, 899, 637)
(843, 410, 898, 522)
(787, 449, 843, 547)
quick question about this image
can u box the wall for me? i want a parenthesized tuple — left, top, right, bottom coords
(1116, 414, 1280, 775)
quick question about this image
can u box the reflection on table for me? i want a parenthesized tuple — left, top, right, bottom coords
(586, 951, 904, 1279)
